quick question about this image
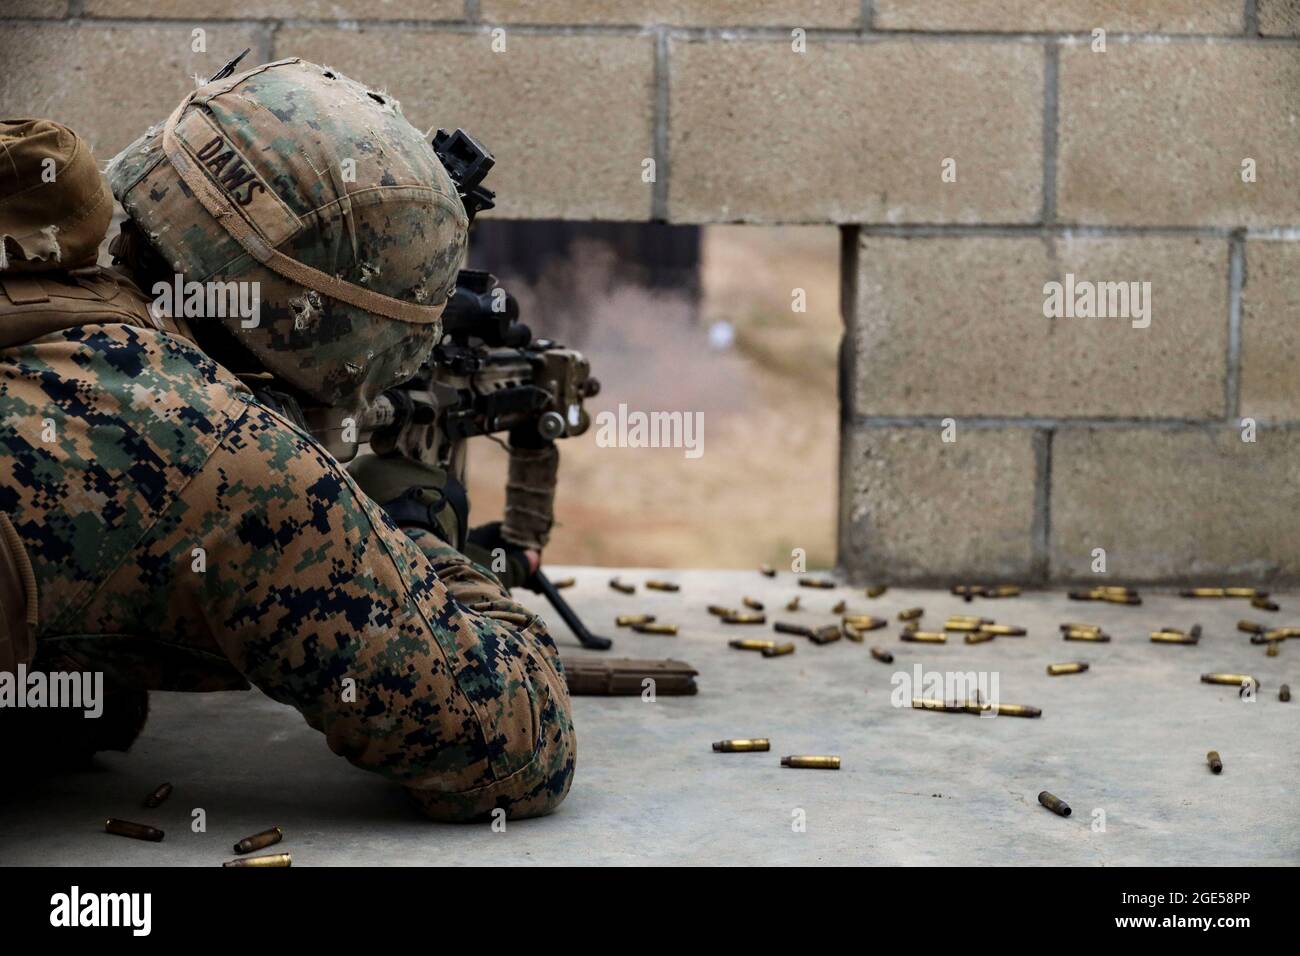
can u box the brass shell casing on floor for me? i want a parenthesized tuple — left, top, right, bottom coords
(1038, 791, 1071, 817)
(632, 622, 678, 635)
(713, 739, 770, 752)
(729, 638, 776, 651)
(223, 853, 291, 868)
(900, 631, 947, 643)
(781, 755, 840, 770)
(105, 819, 164, 842)
(234, 826, 284, 855)
(1046, 661, 1089, 676)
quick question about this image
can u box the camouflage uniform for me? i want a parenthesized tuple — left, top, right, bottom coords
(0, 63, 575, 820)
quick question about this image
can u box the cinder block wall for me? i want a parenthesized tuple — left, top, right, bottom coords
(3, 2, 1298, 584)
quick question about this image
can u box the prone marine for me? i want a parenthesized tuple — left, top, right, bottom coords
(0, 58, 575, 821)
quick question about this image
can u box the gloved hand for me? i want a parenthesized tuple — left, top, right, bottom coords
(466, 520, 540, 592)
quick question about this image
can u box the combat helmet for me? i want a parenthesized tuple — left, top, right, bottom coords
(106, 57, 467, 407)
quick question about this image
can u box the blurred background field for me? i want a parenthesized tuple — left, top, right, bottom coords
(466, 224, 841, 569)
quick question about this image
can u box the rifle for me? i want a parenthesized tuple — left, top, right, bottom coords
(303, 129, 612, 651)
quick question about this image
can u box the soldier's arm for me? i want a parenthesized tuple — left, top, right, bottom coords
(88, 400, 575, 821)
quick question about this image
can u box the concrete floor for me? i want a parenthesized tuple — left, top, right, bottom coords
(2, 568, 1297, 866)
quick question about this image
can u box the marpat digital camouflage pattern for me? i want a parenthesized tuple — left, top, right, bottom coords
(0, 63, 575, 821)
(106, 58, 467, 409)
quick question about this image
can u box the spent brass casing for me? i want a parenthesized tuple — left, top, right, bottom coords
(994, 703, 1042, 718)
(911, 698, 965, 713)
(900, 631, 947, 643)
(713, 738, 770, 753)
(1151, 631, 1198, 644)
(1207, 750, 1223, 774)
(951, 585, 986, 601)
(944, 619, 982, 632)
(616, 614, 656, 627)
(609, 578, 635, 594)
(708, 605, 739, 617)
(1201, 673, 1260, 688)
(143, 782, 173, 809)
(1180, 588, 1227, 598)
(1265, 626, 1300, 639)
(1060, 622, 1102, 634)
(742, 597, 764, 611)
(233, 826, 284, 855)
(898, 607, 924, 621)
(632, 622, 678, 635)
(986, 585, 1022, 598)
(1238, 620, 1266, 634)
(759, 565, 776, 578)
(798, 577, 837, 589)
(1073, 587, 1140, 604)
(644, 580, 680, 592)
(870, 647, 894, 664)
(843, 614, 886, 630)
(841, 625, 864, 643)
(1251, 596, 1280, 611)
(781, 755, 840, 770)
(785, 597, 801, 612)
(831, 600, 846, 614)
(762, 642, 796, 657)
(223, 853, 291, 868)
(722, 612, 765, 625)
(729, 638, 776, 651)
(1226, 587, 1264, 598)
(1047, 661, 1089, 676)
(106, 818, 164, 842)
(866, 585, 888, 598)
(1038, 791, 1071, 817)
(1063, 628, 1110, 642)
(979, 623, 1027, 637)
(551, 576, 576, 589)
(774, 621, 815, 638)
(1102, 593, 1142, 605)
(964, 631, 996, 645)
(1280, 684, 1291, 702)
(809, 625, 842, 645)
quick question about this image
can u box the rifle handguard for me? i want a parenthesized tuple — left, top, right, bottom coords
(501, 443, 559, 550)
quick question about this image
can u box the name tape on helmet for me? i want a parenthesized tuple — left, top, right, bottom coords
(160, 86, 446, 326)
(171, 109, 302, 249)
